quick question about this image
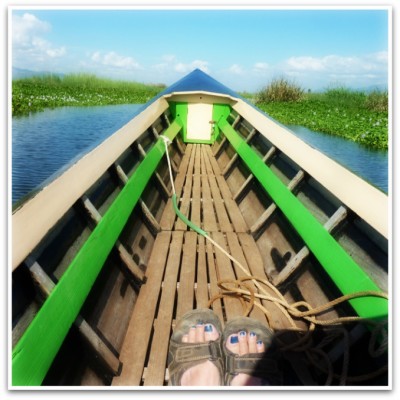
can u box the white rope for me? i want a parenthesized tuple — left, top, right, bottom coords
(161, 136, 176, 195)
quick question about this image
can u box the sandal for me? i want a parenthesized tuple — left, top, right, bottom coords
(167, 308, 224, 386)
(222, 316, 282, 385)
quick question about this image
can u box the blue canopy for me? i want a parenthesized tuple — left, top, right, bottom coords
(160, 68, 239, 98)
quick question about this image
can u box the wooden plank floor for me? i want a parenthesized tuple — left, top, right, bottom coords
(113, 144, 287, 386)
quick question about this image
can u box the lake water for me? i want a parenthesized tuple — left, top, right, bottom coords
(11, 105, 388, 205)
(286, 125, 388, 194)
(12, 104, 143, 204)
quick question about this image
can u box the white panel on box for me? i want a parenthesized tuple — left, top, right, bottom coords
(187, 103, 213, 141)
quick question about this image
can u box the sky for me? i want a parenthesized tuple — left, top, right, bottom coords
(10, 7, 389, 92)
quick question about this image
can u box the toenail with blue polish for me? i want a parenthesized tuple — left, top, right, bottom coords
(257, 340, 263, 346)
(230, 335, 239, 344)
(239, 331, 246, 337)
(249, 331, 256, 337)
(204, 324, 213, 332)
(191, 325, 196, 329)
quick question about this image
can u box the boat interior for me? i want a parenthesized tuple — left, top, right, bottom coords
(12, 88, 389, 387)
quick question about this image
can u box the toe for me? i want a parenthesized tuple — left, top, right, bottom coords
(195, 323, 205, 342)
(182, 334, 189, 343)
(248, 331, 258, 353)
(256, 339, 265, 353)
(226, 334, 240, 354)
(204, 323, 219, 342)
(188, 325, 197, 343)
(238, 331, 249, 355)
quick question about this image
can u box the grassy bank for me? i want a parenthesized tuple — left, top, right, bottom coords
(253, 80, 388, 151)
(12, 74, 166, 115)
(13, 74, 388, 151)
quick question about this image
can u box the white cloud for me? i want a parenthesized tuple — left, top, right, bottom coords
(284, 52, 388, 75)
(253, 62, 269, 73)
(286, 56, 325, 71)
(12, 13, 50, 46)
(279, 51, 388, 89)
(162, 54, 176, 63)
(90, 51, 140, 70)
(12, 13, 66, 67)
(228, 64, 244, 74)
(174, 60, 209, 73)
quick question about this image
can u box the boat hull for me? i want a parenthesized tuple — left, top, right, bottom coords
(11, 70, 389, 387)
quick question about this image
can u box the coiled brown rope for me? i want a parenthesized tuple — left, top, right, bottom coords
(207, 276, 388, 385)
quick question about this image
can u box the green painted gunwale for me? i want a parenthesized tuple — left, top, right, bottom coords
(12, 118, 183, 386)
(218, 117, 387, 321)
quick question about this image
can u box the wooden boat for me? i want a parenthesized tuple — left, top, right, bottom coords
(11, 69, 389, 387)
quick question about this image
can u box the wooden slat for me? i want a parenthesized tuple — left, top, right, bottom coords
(191, 174, 201, 227)
(238, 233, 299, 331)
(206, 239, 224, 325)
(225, 232, 267, 323)
(216, 175, 248, 232)
(159, 145, 194, 230)
(175, 144, 193, 196)
(213, 136, 227, 157)
(116, 164, 162, 235)
(201, 176, 218, 232)
(250, 170, 305, 235)
(272, 206, 348, 287)
(211, 232, 244, 320)
(202, 199, 218, 231)
(233, 146, 277, 202)
(174, 143, 197, 231)
(222, 128, 256, 176)
(176, 232, 198, 319)
(196, 236, 209, 308)
(204, 145, 222, 175)
(201, 145, 215, 176)
(154, 172, 172, 199)
(143, 231, 184, 386)
(81, 195, 145, 282)
(112, 231, 172, 386)
(186, 142, 197, 176)
(27, 259, 122, 377)
(175, 167, 193, 231)
(208, 175, 233, 232)
(200, 145, 209, 175)
(194, 144, 201, 176)
(116, 163, 162, 234)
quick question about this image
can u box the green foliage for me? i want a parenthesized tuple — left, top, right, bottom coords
(12, 74, 166, 115)
(365, 90, 388, 112)
(253, 82, 388, 150)
(257, 98, 388, 150)
(256, 77, 304, 103)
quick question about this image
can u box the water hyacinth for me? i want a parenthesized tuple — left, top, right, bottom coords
(12, 73, 165, 116)
(254, 85, 388, 151)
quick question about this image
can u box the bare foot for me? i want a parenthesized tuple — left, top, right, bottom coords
(179, 323, 221, 386)
(225, 330, 267, 386)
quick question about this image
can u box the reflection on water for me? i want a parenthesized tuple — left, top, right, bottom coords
(286, 125, 388, 194)
(12, 104, 142, 204)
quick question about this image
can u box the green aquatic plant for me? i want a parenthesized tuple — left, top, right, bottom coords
(253, 81, 388, 150)
(12, 74, 165, 115)
(256, 77, 304, 103)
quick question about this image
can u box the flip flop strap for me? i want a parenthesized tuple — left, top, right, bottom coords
(225, 353, 278, 376)
(168, 340, 223, 384)
(174, 340, 221, 363)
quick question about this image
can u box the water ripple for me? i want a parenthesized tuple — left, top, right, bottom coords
(12, 104, 142, 204)
(286, 125, 388, 194)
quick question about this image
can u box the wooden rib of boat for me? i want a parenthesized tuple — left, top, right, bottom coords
(11, 69, 389, 387)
